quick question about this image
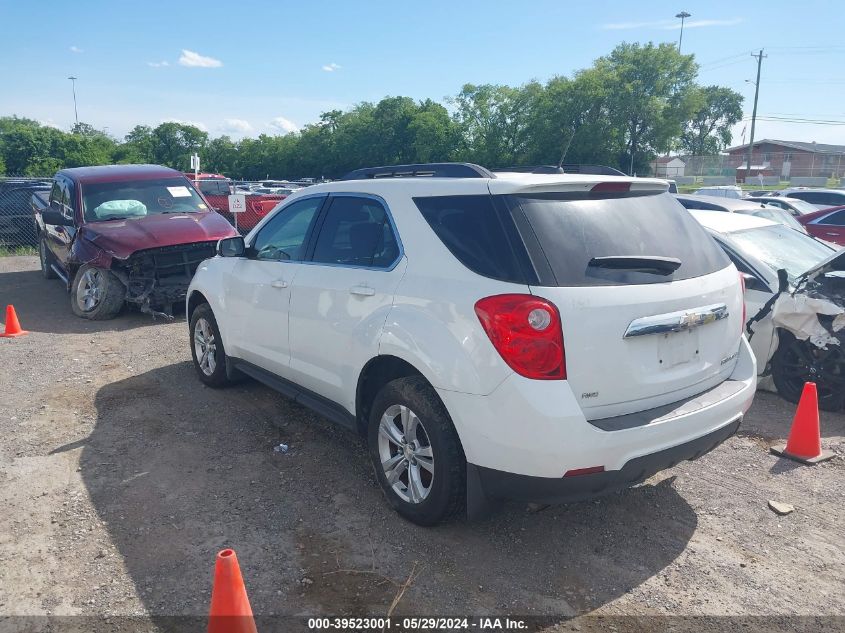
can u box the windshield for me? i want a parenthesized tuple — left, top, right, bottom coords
(81, 178, 207, 222)
(749, 207, 806, 232)
(729, 224, 834, 282)
(783, 198, 820, 215)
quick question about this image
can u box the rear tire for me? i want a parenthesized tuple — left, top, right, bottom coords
(39, 237, 57, 280)
(70, 265, 125, 320)
(771, 331, 845, 411)
(189, 303, 233, 388)
(367, 376, 466, 526)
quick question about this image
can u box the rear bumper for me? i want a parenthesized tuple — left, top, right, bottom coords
(437, 336, 756, 481)
(469, 416, 740, 505)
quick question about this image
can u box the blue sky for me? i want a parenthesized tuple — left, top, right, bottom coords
(2, 0, 844, 146)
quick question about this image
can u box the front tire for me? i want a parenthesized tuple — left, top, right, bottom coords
(39, 237, 57, 280)
(70, 265, 125, 320)
(771, 331, 845, 411)
(367, 376, 466, 526)
(189, 303, 233, 388)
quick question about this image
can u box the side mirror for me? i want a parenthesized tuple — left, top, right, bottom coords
(217, 236, 245, 258)
(740, 272, 765, 292)
(41, 208, 74, 227)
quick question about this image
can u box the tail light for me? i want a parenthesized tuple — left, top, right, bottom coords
(739, 272, 747, 335)
(474, 294, 566, 380)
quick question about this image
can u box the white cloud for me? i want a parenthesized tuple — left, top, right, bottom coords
(39, 119, 62, 129)
(222, 118, 253, 134)
(601, 17, 742, 30)
(147, 61, 170, 68)
(69, 46, 83, 53)
(269, 116, 298, 134)
(162, 118, 208, 132)
(662, 18, 743, 30)
(321, 62, 341, 72)
(178, 49, 223, 68)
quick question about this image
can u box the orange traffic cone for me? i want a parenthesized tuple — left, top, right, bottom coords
(208, 549, 258, 633)
(770, 382, 835, 465)
(0, 305, 28, 338)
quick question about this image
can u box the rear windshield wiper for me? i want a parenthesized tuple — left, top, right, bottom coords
(588, 255, 682, 275)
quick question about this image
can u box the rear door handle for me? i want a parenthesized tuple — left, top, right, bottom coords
(271, 279, 288, 289)
(349, 285, 375, 296)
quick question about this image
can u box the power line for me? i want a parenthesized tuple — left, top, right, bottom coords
(740, 116, 845, 126)
(698, 51, 750, 69)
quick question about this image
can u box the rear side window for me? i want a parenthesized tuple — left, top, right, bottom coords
(311, 196, 400, 268)
(792, 191, 845, 206)
(820, 210, 845, 226)
(414, 195, 529, 283)
(510, 192, 731, 286)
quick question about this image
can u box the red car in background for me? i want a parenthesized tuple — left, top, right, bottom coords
(798, 205, 845, 246)
(185, 172, 286, 232)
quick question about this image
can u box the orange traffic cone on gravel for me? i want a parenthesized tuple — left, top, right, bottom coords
(770, 382, 835, 465)
(0, 305, 28, 338)
(208, 549, 258, 633)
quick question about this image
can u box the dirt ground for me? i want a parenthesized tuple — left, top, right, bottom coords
(1, 255, 844, 630)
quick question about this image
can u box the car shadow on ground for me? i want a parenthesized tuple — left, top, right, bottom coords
(0, 265, 168, 335)
(71, 362, 700, 624)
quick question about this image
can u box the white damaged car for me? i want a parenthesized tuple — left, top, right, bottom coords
(692, 211, 845, 410)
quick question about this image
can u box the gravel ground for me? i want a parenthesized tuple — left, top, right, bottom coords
(1, 255, 844, 630)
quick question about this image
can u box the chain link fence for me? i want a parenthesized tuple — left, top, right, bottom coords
(0, 176, 53, 251)
(649, 151, 845, 187)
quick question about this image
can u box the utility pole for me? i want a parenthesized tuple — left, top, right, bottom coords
(744, 50, 766, 183)
(68, 76, 79, 128)
(676, 11, 691, 54)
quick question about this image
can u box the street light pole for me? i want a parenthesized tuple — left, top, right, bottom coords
(676, 11, 691, 54)
(68, 76, 79, 128)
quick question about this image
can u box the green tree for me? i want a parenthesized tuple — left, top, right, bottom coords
(150, 122, 208, 170)
(451, 83, 541, 167)
(203, 135, 239, 174)
(113, 125, 154, 163)
(596, 42, 698, 173)
(680, 85, 744, 155)
(408, 100, 460, 163)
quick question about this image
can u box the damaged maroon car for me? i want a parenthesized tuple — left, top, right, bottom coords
(32, 165, 238, 320)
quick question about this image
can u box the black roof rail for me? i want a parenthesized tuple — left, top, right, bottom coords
(492, 164, 626, 177)
(340, 162, 495, 181)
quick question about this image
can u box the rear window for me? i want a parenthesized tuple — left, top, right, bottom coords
(510, 192, 731, 286)
(197, 179, 230, 195)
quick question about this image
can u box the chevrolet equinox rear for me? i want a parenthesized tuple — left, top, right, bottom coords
(187, 163, 756, 525)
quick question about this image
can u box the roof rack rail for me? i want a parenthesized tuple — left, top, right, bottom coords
(492, 164, 626, 176)
(340, 162, 495, 181)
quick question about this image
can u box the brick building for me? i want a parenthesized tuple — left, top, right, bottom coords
(726, 139, 845, 181)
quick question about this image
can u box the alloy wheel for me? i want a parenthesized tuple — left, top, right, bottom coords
(194, 318, 218, 376)
(377, 404, 435, 503)
(76, 269, 103, 312)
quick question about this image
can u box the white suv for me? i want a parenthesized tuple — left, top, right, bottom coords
(186, 163, 757, 525)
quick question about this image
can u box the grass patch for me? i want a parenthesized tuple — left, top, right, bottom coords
(0, 245, 37, 257)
